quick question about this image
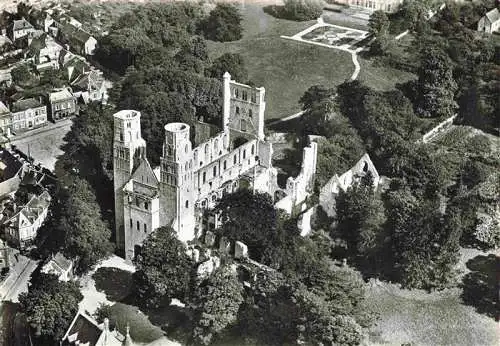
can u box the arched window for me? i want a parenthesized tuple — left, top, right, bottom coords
(248, 109, 253, 118)
(236, 106, 240, 115)
(212, 194, 217, 202)
(233, 155, 237, 164)
(144, 223, 147, 232)
(119, 133, 123, 141)
(185, 162, 188, 171)
(251, 144, 255, 155)
(129, 218, 132, 228)
(127, 122, 131, 128)
(214, 139, 219, 151)
(136, 221, 140, 231)
(240, 119, 246, 132)
(136, 198, 140, 207)
(242, 90, 248, 101)
(235, 88, 239, 98)
(144, 202, 149, 210)
(223, 160, 227, 170)
(243, 150, 246, 159)
(185, 200, 189, 208)
(213, 166, 217, 177)
(185, 144, 188, 153)
(203, 172, 206, 183)
(204, 144, 209, 154)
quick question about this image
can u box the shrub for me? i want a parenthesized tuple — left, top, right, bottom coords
(283, 0, 324, 21)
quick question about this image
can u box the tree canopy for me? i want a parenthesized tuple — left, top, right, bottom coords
(133, 226, 194, 308)
(19, 273, 83, 343)
(199, 4, 243, 42)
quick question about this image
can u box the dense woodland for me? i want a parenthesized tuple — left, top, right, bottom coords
(18, 1, 499, 345)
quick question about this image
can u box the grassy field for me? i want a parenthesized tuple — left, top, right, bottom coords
(367, 248, 499, 346)
(358, 56, 416, 91)
(207, 5, 354, 120)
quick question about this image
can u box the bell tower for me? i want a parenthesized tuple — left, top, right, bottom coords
(159, 123, 196, 242)
(113, 110, 146, 253)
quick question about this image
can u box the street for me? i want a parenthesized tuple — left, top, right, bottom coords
(0, 254, 38, 303)
(9, 118, 73, 171)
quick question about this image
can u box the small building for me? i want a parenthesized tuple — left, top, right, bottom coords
(59, 24, 97, 56)
(0, 239, 11, 272)
(41, 252, 73, 281)
(0, 101, 12, 137)
(334, 0, 403, 12)
(71, 70, 109, 103)
(2, 189, 51, 249)
(48, 88, 77, 121)
(477, 8, 500, 34)
(11, 98, 48, 132)
(0, 148, 28, 198)
(62, 311, 175, 346)
(9, 18, 35, 42)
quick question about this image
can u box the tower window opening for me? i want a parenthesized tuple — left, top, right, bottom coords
(242, 90, 248, 101)
(203, 172, 206, 183)
(233, 155, 237, 164)
(144, 202, 149, 210)
(213, 166, 217, 177)
(223, 161, 227, 170)
(130, 218, 132, 228)
(144, 223, 147, 232)
(243, 150, 246, 159)
(136, 221, 140, 231)
(185, 200, 189, 208)
(251, 144, 255, 155)
(235, 89, 239, 98)
(127, 122, 131, 128)
(136, 198, 140, 207)
(236, 106, 240, 115)
(248, 109, 253, 118)
(119, 133, 123, 141)
(251, 93, 256, 103)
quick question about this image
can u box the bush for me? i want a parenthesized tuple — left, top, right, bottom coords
(282, 0, 324, 21)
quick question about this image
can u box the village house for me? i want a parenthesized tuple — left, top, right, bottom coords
(48, 88, 77, 121)
(8, 18, 35, 42)
(58, 24, 97, 56)
(0, 239, 11, 273)
(71, 69, 109, 103)
(0, 148, 28, 198)
(10, 98, 48, 132)
(1, 189, 51, 249)
(0, 101, 11, 137)
(477, 8, 500, 34)
(62, 312, 172, 346)
(41, 252, 74, 281)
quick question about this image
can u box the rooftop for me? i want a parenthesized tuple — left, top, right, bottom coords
(12, 18, 34, 31)
(485, 8, 500, 23)
(12, 98, 43, 112)
(49, 89, 73, 102)
(0, 101, 9, 114)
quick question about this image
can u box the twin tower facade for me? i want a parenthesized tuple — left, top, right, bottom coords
(113, 73, 277, 260)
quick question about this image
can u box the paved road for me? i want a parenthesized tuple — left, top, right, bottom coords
(0, 255, 38, 303)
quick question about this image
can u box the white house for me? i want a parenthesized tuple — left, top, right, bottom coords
(2, 190, 51, 249)
(477, 8, 500, 34)
(41, 252, 74, 281)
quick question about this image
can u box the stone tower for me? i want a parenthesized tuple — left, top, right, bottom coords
(159, 123, 196, 242)
(113, 110, 146, 253)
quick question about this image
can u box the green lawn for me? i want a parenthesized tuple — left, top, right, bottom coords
(207, 5, 354, 120)
(358, 56, 416, 91)
(367, 248, 499, 346)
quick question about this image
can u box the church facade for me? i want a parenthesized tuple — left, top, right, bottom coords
(113, 73, 285, 260)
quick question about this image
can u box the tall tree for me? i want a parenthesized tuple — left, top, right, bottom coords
(368, 10, 389, 37)
(416, 47, 458, 118)
(58, 177, 114, 273)
(191, 266, 244, 345)
(19, 273, 82, 343)
(133, 227, 194, 308)
(206, 53, 248, 83)
(200, 4, 243, 42)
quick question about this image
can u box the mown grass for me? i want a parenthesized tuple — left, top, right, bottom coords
(207, 5, 353, 120)
(367, 248, 499, 346)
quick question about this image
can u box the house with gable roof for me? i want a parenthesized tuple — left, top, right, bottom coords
(477, 8, 500, 34)
(1, 189, 51, 249)
(8, 18, 35, 42)
(41, 252, 74, 281)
